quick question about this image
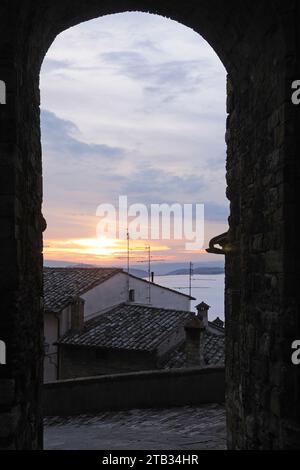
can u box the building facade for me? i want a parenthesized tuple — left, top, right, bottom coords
(44, 267, 194, 382)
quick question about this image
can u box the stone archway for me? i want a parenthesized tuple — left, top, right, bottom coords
(0, 0, 299, 450)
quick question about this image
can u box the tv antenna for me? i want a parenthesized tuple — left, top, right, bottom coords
(189, 262, 193, 297)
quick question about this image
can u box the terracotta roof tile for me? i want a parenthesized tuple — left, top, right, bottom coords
(57, 301, 224, 366)
(162, 330, 224, 368)
(57, 303, 193, 353)
(43, 267, 121, 313)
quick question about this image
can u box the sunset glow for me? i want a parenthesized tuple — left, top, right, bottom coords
(44, 237, 172, 265)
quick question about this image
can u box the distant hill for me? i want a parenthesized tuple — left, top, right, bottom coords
(44, 260, 80, 267)
(131, 261, 224, 276)
(165, 267, 225, 276)
(129, 268, 149, 278)
(44, 261, 97, 268)
(70, 263, 96, 268)
(44, 260, 224, 277)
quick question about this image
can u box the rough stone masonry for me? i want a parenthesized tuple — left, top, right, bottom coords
(0, 0, 300, 450)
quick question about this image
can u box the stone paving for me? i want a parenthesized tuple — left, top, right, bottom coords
(44, 404, 226, 450)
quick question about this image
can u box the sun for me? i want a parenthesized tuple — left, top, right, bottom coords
(43, 237, 171, 264)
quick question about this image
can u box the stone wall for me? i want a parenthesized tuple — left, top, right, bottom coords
(44, 367, 225, 416)
(225, 3, 300, 448)
(0, 0, 299, 449)
(0, 0, 44, 450)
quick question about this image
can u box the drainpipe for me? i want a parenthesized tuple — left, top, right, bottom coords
(206, 232, 230, 255)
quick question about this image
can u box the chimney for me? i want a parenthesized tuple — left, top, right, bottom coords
(128, 289, 135, 302)
(71, 297, 85, 331)
(184, 315, 205, 367)
(151, 272, 154, 283)
(196, 302, 210, 328)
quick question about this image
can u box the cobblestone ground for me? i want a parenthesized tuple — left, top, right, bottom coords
(44, 404, 226, 450)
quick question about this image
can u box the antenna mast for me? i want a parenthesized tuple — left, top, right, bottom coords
(189, 262, 193, 298)
(127, 229, 130, 300)
(146, 245, 151, 304)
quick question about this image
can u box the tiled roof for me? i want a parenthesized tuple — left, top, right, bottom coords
(203, 331, 225, 366)
(57, 303, 192, 353)
(163, 330, 225, 369)
(57, 301, 225, 366)
(44, 267, 195, 313)
(211, 317, 225, 329)
(43, 267, 122, 313)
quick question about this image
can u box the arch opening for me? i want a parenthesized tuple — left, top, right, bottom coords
(41, 11, 228, 393)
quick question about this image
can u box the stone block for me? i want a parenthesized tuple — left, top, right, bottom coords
(0, 379, 15, 405)
(0, 405, 20, 438)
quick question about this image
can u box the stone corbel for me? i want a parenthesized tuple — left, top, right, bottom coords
(206, 232, 230, 255)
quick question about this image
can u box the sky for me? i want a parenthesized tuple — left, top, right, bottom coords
(40, 12, 228, 267)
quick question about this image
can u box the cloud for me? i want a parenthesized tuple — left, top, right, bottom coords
(204, 202, 229, 222)
(41, 109, 125, 159)
(118, 165, 205, 204)
(100, 50, 209, 100)
(132, 38, 161, 52)
(96, 164, 229, 223)
(42, 58, 71, 73)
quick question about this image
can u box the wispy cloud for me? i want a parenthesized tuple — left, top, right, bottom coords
(42, 58, 72, 73)
(118, 164, 206, 204)
(41, 110, 125, 159)
(100, 50, 210, 101)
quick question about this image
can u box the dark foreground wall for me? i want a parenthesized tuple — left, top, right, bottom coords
(1, 0, 300, 450)
(44, 367, 225, 416)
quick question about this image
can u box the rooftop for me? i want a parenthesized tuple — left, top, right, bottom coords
(57, 302, 225, 366)
(126, 272, 196, 300)
(44, 267, 121, 313)
(44, 267, 195, 314)
(57, 303, 193, 353)
(162, 330, 225, 368)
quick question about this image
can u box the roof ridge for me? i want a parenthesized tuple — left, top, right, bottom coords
(122, 302, 194, 315)
(126, 272, 196, 300)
